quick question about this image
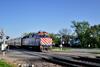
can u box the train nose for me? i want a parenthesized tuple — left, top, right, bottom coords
(40, 38, 52, 45)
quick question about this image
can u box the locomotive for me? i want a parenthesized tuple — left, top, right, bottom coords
(7, 32, 53, 51)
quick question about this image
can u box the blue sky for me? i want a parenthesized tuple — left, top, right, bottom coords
(0, 0, 100, 38)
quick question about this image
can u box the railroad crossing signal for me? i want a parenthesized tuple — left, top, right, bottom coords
(0, 29, 9, 56)
(0, 29, 4, 39)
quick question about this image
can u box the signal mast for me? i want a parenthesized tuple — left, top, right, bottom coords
(0, 29, 9, 55)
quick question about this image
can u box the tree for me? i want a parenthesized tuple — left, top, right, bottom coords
(59, 28, 70, 36)
(58, 28, 70, 47)
(89, 24, 100, 48)
(72, 21, 90, 48)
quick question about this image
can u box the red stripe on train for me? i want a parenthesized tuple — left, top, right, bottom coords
(41, 38, 52, 45)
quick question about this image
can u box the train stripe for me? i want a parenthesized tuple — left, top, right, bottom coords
(41, 38, 46, 45)
(41, 38, 48, 45)
(43, 38, 49, 45)
(40, 38, 52, 45)
(45, 38, 52, 45)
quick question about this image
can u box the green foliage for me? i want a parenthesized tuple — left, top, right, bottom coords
(0, 60, 12, 67)
(48, 33, 60, 46)
(72, 21, 100, 48)
(89, 24, 100, 48)
(72, 21, 90, 47)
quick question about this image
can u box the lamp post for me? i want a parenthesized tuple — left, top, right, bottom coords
(60, 35, 63, 50)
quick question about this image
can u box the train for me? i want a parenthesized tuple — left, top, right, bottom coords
(7, 32, 53, 51)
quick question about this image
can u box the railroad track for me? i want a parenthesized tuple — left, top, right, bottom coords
(7, 48, 100, 67)
(21, 51, 100, 67)
(51, 56, 100, 67)
(71, 56, 100, 64)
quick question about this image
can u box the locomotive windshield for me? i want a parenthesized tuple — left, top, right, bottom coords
(37, 35, 49, 38)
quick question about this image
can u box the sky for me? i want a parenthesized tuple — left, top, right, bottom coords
(0, 0, 100, 38)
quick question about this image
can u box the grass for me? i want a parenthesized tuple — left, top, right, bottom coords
(50, 47, 71, 52)
(0, 59, 15, 67)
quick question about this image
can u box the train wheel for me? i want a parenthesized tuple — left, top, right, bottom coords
(44, 47, 48, 51)
(40, 45, 44, 52)
(40, 46, 49, 52)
